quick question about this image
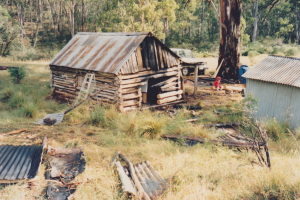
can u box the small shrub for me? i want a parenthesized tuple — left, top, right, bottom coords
(248, 51, 258, 64)
(266, 46, 273, 54)
(285, 48, 298, 56)
(8, 92, 26, 108)
(265, 118, 290, 141)
(20, 102, 38, 118)
(8, 66, 26, 84)
(0, 88, 13, 102)
(87, 106, 107, 127)
(272, 46, 281, 54)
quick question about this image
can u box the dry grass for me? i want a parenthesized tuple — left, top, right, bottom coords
(1, 59, 300, 199)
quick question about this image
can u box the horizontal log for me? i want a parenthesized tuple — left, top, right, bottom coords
(56, 89, 78, 95)
(95, 93, 116, 100)
(151, 77, 178, 88)
(121, 67, 179, 80)
(121, 87, 140, 94)
(53, 84, 76, 91)
(157, 90, 183, 99)
(54, 90, 77, 98)
(123, 106, 138, 112)
(224, 85, 243, 92)
(157, 95, 182, 105)
(161, 86, 180, 92)
(161, 81, 180, 89)
(121, 82, 147, 89)
(123, 93, 141, 100)
(123, 99, 139, 107)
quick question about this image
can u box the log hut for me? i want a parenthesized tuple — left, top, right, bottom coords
(49, 32, 183, 112)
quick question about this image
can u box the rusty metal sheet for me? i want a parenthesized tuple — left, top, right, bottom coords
(50, 33, 147, 75)
(243, 55, 300, 88)
(50, 32, 180, 75)
(181, 57, 206, 65)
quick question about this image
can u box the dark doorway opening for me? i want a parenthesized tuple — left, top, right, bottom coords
(147, 77, 170, 105)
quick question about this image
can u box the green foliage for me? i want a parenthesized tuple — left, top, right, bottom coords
(285, 47, 298, 56)
(8, 66, 26, 84)
(264, 118, 290, 141)
(0, 5, 21, 56)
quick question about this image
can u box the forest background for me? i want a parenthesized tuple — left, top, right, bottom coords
(0, 0, 299, 61)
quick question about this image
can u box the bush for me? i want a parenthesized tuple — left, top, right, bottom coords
(248, 51, 258, 64)
(272, 46, 281, 54)
(264, 118, 290, 141)
(87, 106, 107, 127)
(285, 48, 298, 56)
(8, 66, 26, 84)
(20, 102, 38, 118)
(266, 46, 273, 54)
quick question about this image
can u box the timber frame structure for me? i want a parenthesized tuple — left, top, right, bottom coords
(49, 32, 183, 112)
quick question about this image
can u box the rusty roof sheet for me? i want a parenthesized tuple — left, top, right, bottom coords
(243, 55, 300, 88)
(50, 32, 153, 74)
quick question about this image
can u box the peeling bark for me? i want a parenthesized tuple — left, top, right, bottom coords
(217, 0, 242, 80)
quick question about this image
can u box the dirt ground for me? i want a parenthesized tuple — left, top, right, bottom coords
(183, 78, 244, 107)
(200, 54, 269, 72)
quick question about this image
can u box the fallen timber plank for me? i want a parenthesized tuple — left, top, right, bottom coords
(200, 122, 241, 128)
(142, 100, 185, 110)
(161, 135, 265, 148)
(157, 95, 182, 105)
(223, 85, 243, 92)
(157, 90, 183, 99)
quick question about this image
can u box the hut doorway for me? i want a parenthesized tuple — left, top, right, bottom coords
(146, 77, 170, 105)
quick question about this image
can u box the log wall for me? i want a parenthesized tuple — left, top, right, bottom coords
(50, 66, 121, 107)
(119, 65, 182, 112)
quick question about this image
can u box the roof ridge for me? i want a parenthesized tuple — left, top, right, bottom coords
(268, 54, 300, 60)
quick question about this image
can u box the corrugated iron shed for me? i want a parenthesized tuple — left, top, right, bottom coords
(243, 55, 300, 88)
(49, 32, 179, 75)
(0, 145, 43, 182)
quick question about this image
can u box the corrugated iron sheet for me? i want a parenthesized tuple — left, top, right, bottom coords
(50, 32, 179, 75)
(0, 145, 43, 181)
(133, 161, 169, 199)
(246, 79, 300, 129)
(243, 55, 300, 88)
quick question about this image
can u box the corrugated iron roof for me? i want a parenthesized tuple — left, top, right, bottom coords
(0, 145, 43, 182)
(50, 32, 179, 75)
(243, 55, 300, 88)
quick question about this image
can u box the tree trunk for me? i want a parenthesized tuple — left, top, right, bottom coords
(163, 17, 168, 44)
(202, 0, 205, 42)
(217, 0, 242, 80)
(33, 6, 39, 49)
(251, 0, 259, 42)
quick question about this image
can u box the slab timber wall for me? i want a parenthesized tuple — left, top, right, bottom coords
(50, 66, 121, 107)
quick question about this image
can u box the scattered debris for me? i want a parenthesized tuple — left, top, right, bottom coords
(43, 118, 57, 125)
(199, 122, 241, 128)
(1, 129, 27, 136)
(46, 146, 85, 199)
(173, 104, 202, 110)
(162, 134, 264, 148)
(111, 152, 169, 200)
(46, 146, 86, 200)
(0, 66, 19, 70)
(36, 81, 114, 125)
(0, 136, 46, 183)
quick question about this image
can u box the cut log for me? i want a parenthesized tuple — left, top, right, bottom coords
(123, 93, 141, 100)
(161, 86, 180, 92)
(157, 90, 183, 99)
(151, 77, 178, 88)
(157, 95, 182, 105)
(224, 85, 243, 92)
(161, 81, 180, 89)
(121, 82, 147, 89)
(123, 99, 139, 107)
